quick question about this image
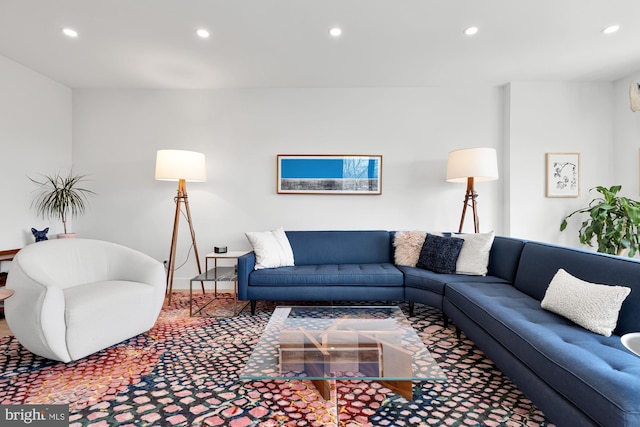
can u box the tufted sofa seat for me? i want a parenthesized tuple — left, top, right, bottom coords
(444, 241, 640, 426)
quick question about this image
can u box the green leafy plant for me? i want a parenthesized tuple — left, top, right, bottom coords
(560, 185, 640, 257)
(30, 171, 95, 235)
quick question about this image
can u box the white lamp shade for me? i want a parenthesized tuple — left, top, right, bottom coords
(155, 149, 207, 182)
(446, 147, 499, 183)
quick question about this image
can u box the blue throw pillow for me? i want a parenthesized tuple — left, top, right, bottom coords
(417, 233, 464, 274)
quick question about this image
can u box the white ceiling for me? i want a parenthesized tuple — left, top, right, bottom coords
(1, 0, 639, 89)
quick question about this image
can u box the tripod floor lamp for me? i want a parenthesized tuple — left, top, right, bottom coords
(446, 147, 499, 233)
(155, 149, 207, 305)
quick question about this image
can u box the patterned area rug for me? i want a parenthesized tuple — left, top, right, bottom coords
(0, 293, 554, 426)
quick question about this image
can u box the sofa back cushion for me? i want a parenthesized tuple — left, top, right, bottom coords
(285, 230, 393, 265)
(514, 241, 640, 335)
(487, 236, 526, 282)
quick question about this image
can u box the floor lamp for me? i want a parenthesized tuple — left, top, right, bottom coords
(446, 147, 498, 233)
(155, 149, 207, 305)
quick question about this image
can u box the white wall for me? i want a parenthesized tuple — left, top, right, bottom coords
(506, 82, 614, 247)
(613, 73, 640, 196)
(3, 55, 634, 284)
(0, 55, 72, 249)
(72, 87, 504, 287)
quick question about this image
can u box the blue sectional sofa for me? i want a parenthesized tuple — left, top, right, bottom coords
(237, 230, 640, 426)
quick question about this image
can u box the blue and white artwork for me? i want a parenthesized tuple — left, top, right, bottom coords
(277, 155, 382, 194)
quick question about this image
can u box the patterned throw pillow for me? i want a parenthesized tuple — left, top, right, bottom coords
(416, 234, 464, 274)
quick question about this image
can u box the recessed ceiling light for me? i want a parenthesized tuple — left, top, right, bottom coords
(62, 28, 78, 38)
(329, 27, 342, 37)
(602, 25, 620, 34)
(464, 26, 479, 36)
(196, 29, 210, 38)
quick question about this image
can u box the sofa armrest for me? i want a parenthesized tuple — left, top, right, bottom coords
(237, 251, 256, 300)
(6, 257, 70, 362)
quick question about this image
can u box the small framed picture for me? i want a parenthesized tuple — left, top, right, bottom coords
(546, 153, 580, 197)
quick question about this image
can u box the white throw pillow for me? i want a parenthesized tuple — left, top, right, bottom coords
(455, 231, 495, 276)
(272, 227, 295, 265)
(245, 227, 295, 270)
(540, 269, 631, 337)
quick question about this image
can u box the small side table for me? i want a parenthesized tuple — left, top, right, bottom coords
(189, 250, 249, 317)
(0, 289, 14, 319)
(0, 249, 19, 318)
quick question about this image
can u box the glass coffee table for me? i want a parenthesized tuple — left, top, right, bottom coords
(240, 306, 446, 420)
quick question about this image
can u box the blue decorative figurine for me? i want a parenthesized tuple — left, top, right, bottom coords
(31, 227, 49, 242)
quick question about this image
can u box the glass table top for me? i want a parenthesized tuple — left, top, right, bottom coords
(240, 306, 446, 382)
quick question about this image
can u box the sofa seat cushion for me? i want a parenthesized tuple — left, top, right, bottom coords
(64, 280, 159, 360)
(249, 263, 403, 286)
(446, 281, 640, 426)
(399, 266, 510, 295)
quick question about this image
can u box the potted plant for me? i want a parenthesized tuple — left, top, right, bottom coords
(30, 171, 95, 238)
(560, 185, 640, 257)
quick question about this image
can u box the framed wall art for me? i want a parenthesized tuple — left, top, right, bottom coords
(277, 154, 382, 195)
(546, 152, 580, 197)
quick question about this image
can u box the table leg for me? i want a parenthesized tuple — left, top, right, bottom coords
(214, 258, 218, 298)
(378, 379, 413, 400)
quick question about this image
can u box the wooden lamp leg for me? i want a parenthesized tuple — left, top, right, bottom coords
(165, 182, 183, 305)
(457, 177, 480, 233)
(182, 188, 205, 295)
(165, 179, 204, 305)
